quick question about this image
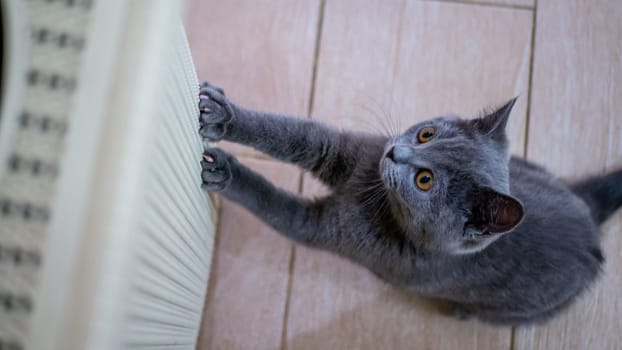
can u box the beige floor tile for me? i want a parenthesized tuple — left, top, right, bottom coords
(185, 0, 320, 158)
(197, 158, 300, 350)
(523, 0, 621, 176)
(312, 0, 532, 156)
(514, 1, 622, 349)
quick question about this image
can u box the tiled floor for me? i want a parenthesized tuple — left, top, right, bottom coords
(186, 0, 622, 349)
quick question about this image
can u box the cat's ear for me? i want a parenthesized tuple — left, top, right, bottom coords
(466, 186, 524, 235)
(473, 97, 518, 140)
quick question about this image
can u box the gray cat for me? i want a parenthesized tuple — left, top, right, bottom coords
(197, 81, 621, 325)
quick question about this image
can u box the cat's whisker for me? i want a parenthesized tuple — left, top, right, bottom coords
(358, 187, 384, 206)
(355, 186, 383, 198)
(362, 197, 386, 214)
(366, 96, 392, 135)
(386, 106, 402, 138)
(357, 103, 394, 138)
(369, 191, 390, 223)
(372, 197, 389, 223)
(384, 96, 398, 137)
(379, 108, 399, 138)
(349, 176, 384, 185)
(379, 105, 399, 138)
(389, 93, 405, 134)
(354, 182, 384, 192)
(356, 94, 397, 138)
(358, 185, 389, 210)
(350, 179, 386, 195)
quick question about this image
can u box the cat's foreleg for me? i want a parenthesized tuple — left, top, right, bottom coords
(201, 147, 419, 281)
(198, 82, 383, 186)
(201, 147, 332, 244)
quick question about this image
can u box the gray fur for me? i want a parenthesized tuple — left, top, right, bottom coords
(198, 82, 619, 325)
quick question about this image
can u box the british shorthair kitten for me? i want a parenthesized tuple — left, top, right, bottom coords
(198, 82, 621, 325)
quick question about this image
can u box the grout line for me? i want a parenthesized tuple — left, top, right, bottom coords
(280, 244, 297, 350)
(513, 0, 537, 347)
(306, 0, 327, 120)
(522, 0, 537, 160)
(279, 172, 304, 350)
(280, 1, 326, 349)
(419, 0, 534, 11)
(513, 4, 538, 348)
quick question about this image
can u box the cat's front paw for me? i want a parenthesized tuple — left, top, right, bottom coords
(201, 147, 233, 192)
(198, 81, 234, 141)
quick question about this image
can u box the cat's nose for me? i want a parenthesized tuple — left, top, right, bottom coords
(386, 145, 413, 164)
(386, 147, 396, 161)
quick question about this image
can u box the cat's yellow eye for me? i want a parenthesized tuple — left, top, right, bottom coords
(415, 170, 434, 191)
(418, 127, 436, 143)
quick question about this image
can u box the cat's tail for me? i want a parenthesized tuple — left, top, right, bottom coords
(570, 168, 622, 225)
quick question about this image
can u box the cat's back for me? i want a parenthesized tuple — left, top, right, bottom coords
(486, 157, 604, 312)
(508, 156, 597, 238)
(507, 156, 601, 264)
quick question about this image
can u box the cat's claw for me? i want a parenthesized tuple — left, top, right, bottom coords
(198, 82, 234, 141)
(201, 147, 233, 192)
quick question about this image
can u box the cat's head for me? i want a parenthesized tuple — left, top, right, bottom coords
(381, 99, 524, 255)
